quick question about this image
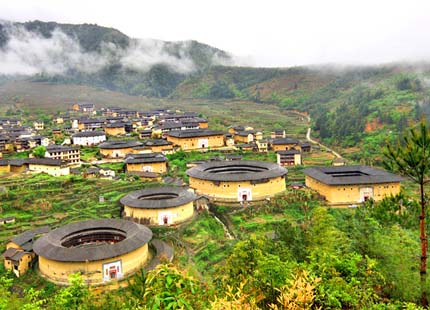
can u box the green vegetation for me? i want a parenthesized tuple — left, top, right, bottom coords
(32, 145, 46, 158)
(384, 120, 430, 307)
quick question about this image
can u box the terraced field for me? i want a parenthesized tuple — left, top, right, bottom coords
(0, 173, 159, 250)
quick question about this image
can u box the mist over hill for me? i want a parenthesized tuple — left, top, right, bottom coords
(3, 20, 430, 163)
(0, 20, 234, 97)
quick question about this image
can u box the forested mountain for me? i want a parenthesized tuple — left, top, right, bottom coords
(0, 20, 232, 97)
(2, 20, 430, 162)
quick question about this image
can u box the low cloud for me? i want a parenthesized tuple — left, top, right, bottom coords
(0, 25, 108, 75)
(120, 39, 196, 73)
(0, 23, 242, 76)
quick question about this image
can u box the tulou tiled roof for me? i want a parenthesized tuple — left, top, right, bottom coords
(125, 153, 167, 164)
(303, 165, 403, 185)
(72, 131, 106, 138)
(33, 219, 152, 262)
(99, 140, 143, 149)
(120, 186, 197, 209)
(167, 129, 224, 138)
(186, 160, 287, 182)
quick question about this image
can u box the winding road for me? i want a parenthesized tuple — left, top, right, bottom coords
(306, 127, 342, 159)
(284, 110, 342, 159)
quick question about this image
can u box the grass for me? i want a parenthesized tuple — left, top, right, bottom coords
(0, 173, 162, 251)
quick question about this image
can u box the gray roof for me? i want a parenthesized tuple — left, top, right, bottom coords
(106, 123, 126, 128)
(11, 226, 51, 251)
(120, 186, 197, 209)
(277, 150, 301, 155)
(167, 129, 224, 138)
(125, 153, 167, 164)
(99, 140, 143, 149)
(72, 131, 106, 138)
(142, 139, 172, 147)
(303, 165, 403, 185)
(271, 138, 300, 145)
(46, 145, 79, 152)
(186, 160, 287, 182)
(33, 219, 152, 262)
(27, 158, 63, 166)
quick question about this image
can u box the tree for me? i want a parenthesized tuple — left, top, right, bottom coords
(32, 145, 46, 158)
(384, 119, 430, 307)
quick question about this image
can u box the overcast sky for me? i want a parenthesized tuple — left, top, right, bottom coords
(1, 0, 430, 67)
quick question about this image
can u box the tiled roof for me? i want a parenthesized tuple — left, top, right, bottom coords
(120, 186, 197, 209)
(187, 160, 287, 182)
(303, 165, 403, 185)
(33, 219, 152, 262)
(167, 129, 224, 138)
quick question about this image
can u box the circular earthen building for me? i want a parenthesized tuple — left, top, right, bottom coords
(186, 160, 287, 203)
(120, 187, 197, 225)
(33, 219, 152, 285)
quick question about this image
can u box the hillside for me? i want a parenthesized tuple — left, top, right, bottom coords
(2, 21, 430, 162)
(171, 64, 430, 162)
(0, 20, 232, 97)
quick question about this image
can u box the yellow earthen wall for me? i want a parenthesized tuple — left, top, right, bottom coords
(28, 164, 69, 176)
(305, 175, 401, 204)
(0, 165, 10, 173)
(126, 162, 167, 173)
(38, 243, 149, 285)
(123, 201, 194, 225)
(167, 135, 224, 150)
(147, 145, 173, 153)
(100, 147, 134, 158)
(189, 176, 286, 201)
(272, 144, 299, 151)
(234, 135, 252, 144)
(105, 127, 126, 136)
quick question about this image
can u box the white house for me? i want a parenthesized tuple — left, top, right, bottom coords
(72, 131, 106, 146)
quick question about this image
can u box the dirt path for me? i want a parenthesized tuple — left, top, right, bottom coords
(306, 127, 342, 159)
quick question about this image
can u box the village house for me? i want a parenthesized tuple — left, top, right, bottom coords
(270, 137, 301, 151)
(303, 165, 403, 207)
(33, 121, 44, 131)
(120, 187, 197, 226)
(51, 128, 62, 137)
(72, 131, 106, 146)
(33, 219, 152, 285)
(0, 135, 13, 152)
(72, 102, 95, 113)
(27, 158, 70, 176)
(271, 129, 286, 139)
(139, 129, 153, 139)
(45, 145, 80, 165)
(255, 139, 269, 152)
(277, 150, 302, 166)
(99, 140, 143, 158)
(300, 142, 312, 153)
(105, 122, 127, 136)
(227, 125, 254, 135)
(167, 129, 225, 151)
(141, 139, 174, 154)
(75, 118, 106, 131)
(125, 153, 168, 174)
(3, 226, 50, 277)
(234, 131, 254, 144)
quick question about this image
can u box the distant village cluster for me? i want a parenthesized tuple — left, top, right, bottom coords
(1, 102, 403, 286)
(0, 102, 311, 178)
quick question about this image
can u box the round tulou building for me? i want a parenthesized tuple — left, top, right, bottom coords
(120, 186, 198, 226)
(33, 219, 152, 285)
(186, 160, 287, 204)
